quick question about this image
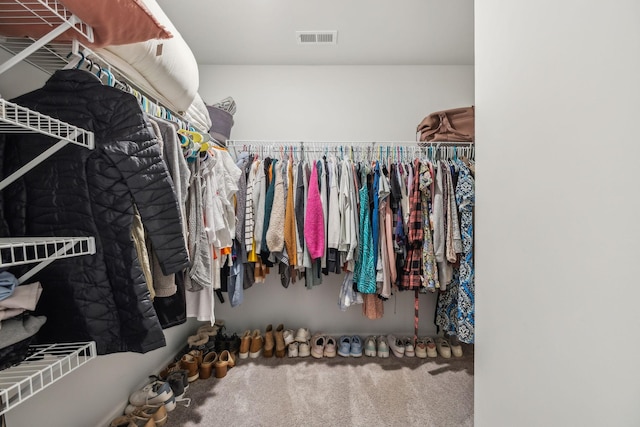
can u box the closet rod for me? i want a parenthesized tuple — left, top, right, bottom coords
(227, 140, 473, 147)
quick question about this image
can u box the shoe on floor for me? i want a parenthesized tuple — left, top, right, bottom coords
(294, 328, 311, 342)
(199, 352, 218, 380)
(129, 380, 175, 411)
(415, 338, 428, 358)
(311, 335, 325, 359)
(338, 336, 352, 357)
(274, 324, 286, 358)
(377, 336, 390, 358)
(288, 341, 299, 358)
(404, 337, 415, 358)
(364, 336, 377, 357)
(238, 330, 252, 359)
(249, 329, 263, 358)
(387, 334, 405, 358)
(448, 335, 464, 357)
(324, 336, 337, 358)
(435, 337, 452, 358)
(283, 329, 295, 346)
(298, 340, 311, 357)
(350, 335, 363, 357)
(180, 354, 200, 382)
(263, 324, 274, 358)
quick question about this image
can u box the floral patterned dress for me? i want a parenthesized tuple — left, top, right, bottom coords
(436, 161, 475, 343)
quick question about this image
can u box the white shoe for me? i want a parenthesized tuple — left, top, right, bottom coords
(448, 335, 463, 357)
(404, 337, 415, 358)
(376, 336, 390, 358)
(283, 329, 295, 346)
(387, 334, 405, 358)
(288, 342, 299, 357)
(435, 337, 452, 358)
(364, 336, 377, 357)
(294, 328, 311, 342)
(298, 340, 311, 357)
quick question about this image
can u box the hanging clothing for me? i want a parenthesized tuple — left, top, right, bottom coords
(419, 161, 439, 291)
(354, 168, 376, 294)
(401, 160, 423, 290)
(284, 159, 298, 267)
(436, 161, 475, 344)
(304, 161, 325, 260)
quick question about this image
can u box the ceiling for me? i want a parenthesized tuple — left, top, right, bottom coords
(155, 0, 474, 66)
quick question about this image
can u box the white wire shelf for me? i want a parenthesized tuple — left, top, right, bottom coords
(0, 98, 94, 148)
(0, 37, 71, 75)
(0, 237, 96, 269)
(0, 342, 96, 416)
(0, 0, 93, 75)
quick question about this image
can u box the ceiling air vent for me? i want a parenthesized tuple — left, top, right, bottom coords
(296, 31, 338, 45)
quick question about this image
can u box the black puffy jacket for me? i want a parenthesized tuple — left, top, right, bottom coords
(0, 70, 190, 354)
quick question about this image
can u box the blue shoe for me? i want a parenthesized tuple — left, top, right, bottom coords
(350, 335, 363, 357)
(337, 335, 351, 357)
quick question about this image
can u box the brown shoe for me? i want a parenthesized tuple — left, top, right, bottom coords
(214, 350, 235, 378)
(188, 349, 203, 366)
(180, 354, 199, 382)
(274, 324, 286, 358)
(263, 324, 274, 357)
(238, 330, 252, 359)
(249, 329, 263, 358)
(158, 362, 180, 380)
(199, 351, 218, 380)
(187, 332, 209, 350)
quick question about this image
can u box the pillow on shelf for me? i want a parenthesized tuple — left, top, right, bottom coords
(0, 0, 172, 47)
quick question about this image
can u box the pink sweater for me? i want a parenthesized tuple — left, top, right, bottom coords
(304, 162, 325, 259)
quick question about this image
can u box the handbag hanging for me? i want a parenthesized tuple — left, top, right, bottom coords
(417, 106, 475, 142)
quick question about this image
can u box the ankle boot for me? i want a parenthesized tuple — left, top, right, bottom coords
(188, 349, 203, 367)
(274, 324, 286, 358)
(249, 329, 263, 358)
(238, 330, 251, 359)
(180, 354, 199, 382)
(199, 351, 218, 380)
(263, 324, 274, 357)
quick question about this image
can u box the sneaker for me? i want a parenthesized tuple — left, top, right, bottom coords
(404, 338, 415, 358)
(288, 342, 299, 358)
(324, 336, 337, 358)
(350, 335, 363, 357)
(448, 335, 464, 357)
(364, 336, 377, 357)
(283, 329, 295, 346)
(311, 335, 325, 359)
(294, 328, 311, 343)
(337, 336, 352, 357)
(435, 337, 452, 358)
(423, 337, 437, 358)
(415, 338, 428, 358)
(377, 336, 390, 358)
(387, 334, 405, 358)
(298, 340, 311, 357)
(165, 370, 189, 398)
(129, 380, 175, 412)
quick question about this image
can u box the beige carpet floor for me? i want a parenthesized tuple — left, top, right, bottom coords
(164, 344, 473, 427)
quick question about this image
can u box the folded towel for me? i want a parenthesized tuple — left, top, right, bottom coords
(0, 282, 42, 311)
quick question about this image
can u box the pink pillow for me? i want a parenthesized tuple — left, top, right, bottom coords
(0, 0, 172, 47)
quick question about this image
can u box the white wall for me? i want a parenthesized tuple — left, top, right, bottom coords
(199, 65, 474, 336)
(475, 1, 640, 426)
